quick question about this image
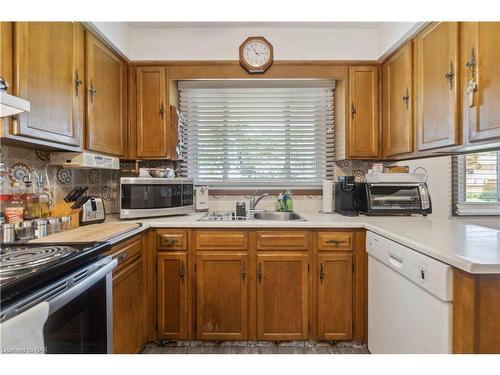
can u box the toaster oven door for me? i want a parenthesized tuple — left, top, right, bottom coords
(368, 184, 422, 211)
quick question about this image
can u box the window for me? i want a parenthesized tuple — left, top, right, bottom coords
(454, 151, 500, 215)
(178, 80, 335, 188)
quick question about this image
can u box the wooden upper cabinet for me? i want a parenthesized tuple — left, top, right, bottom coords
(136, 67, 168, 158)
(196, 253, 248, 340)
(383, 42, 414, 157)
(415, 22, 459, 151)
(113, 257, 144, 354)
(12, 22, 83, 148)
(317, 253, 353, 341)
(157, 252, 188, 340)
(461, 22, 500, 143)
(256, 253, 309, 340)
(86, 32, 126, 156)
(348, 66, 380, 159)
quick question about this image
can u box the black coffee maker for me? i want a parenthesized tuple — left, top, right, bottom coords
(334, 176, 358, 216)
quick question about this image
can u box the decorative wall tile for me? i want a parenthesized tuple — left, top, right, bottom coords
(56, 167, 73, 184)
(8, 162, 31, 183)
(89, 169, 100, 184)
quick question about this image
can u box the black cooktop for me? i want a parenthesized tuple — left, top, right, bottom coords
(0, 241, 111, 305)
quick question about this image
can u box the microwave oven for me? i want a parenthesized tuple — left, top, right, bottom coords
(120, 177, 194, 219)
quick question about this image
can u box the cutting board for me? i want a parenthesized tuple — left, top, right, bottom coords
(30, 223, 141, 243)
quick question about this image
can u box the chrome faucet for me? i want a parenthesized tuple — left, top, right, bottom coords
(249, 190, 269, 210)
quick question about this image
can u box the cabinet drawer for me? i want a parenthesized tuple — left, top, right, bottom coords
(157, 229, 188, 251)
(317, 231, 353, 251)
(256, 231, 311, 251)
(109, 235, 142, 272)
(195, 230, 248, 251)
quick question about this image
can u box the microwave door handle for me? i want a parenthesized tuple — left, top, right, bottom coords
(47, 259, 117, 315)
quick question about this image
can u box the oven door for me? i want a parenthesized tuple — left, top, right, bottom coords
(0, 257, 117, 354)
(367, 184, 422, 212)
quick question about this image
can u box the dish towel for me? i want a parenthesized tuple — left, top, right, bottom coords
(0, 302, 50, 354)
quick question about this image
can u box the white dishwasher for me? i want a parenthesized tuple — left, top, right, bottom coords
(366, 231, 453, 354)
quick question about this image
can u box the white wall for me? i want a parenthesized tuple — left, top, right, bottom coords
(388, 156, 453, 219)
(91, 22, 131, 57)
(91, 22, 421, 61)
(129, 26, 381, 61)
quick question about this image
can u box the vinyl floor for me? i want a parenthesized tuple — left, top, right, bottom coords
(142, 341, 370, 354)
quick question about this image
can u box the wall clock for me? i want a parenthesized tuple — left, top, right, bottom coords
(239, 36, 273, 74)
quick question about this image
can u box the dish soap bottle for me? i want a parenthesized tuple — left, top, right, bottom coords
(283, 189, 293, 212)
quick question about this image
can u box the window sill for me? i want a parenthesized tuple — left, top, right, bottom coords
(208, 187, 322, 196)
(454, 203, 500, 216)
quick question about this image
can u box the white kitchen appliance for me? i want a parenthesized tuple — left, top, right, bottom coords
(50, 151, 120, 170)
(366, 231, 453, 354)
(0, 76, 30, 117)
(195, 186, 209, 212)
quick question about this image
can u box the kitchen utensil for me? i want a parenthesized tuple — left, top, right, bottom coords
(64, 186, 80, 202)
(73, 194, 89, 209)
(147, 168, 175, 178)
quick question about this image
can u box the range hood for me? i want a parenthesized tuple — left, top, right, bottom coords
(50, 151, 120, 170)
(0, 76, 30, 118)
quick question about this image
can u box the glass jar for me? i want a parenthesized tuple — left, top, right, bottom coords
(33, 218, 48, 239)
(60, 216, 72, 231)
(5, 182, 25, 224)
(48, 217, 62, 235)
(16, 220, 35, 241)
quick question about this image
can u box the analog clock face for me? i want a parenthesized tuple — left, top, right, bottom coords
(243, 40, 271, 68)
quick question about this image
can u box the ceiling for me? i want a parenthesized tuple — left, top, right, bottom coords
(127, 22, 383, 29)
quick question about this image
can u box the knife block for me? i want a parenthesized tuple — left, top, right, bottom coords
(50, 200, 81, 230)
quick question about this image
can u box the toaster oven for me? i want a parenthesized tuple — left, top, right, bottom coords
(120, 177, 194, 219)
(353, 182, 432, 216)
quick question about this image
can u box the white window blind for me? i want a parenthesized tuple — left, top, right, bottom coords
(454, 151, 500, 215)
(179, 80, 335, 187)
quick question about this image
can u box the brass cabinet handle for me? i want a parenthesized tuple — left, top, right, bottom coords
(444, 62, 455, 90)
(320, 263, 325, 283)
(402, 87, 410, 109)
(164, 238, 178, 247)
(89, 81, 97, 103)
(257, 263, 263, 284)
(351, 103, 356, 117)
(241, 261, 247, 281)
(179, 261, 185, 281)
(117, 251, 129, 263)
(160, 102, 165, 118)
(465, 48, 476, 77)
(75, 69, 83, 96)
(325, 239, 345, 246)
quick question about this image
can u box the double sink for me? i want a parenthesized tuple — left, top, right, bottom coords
(198, 210, 307, 222)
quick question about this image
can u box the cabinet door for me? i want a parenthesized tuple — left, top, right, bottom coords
(136, 67, 168, 158)
(383, 42, 414, 157)
(86, 32, 126, 156)
(317, 254, 353, 340)
(461, 22, 500, 143)
(348, 66, 380, 158)
(256, 253, 309, 340)
(157, 252, 188, 339)
(113, 258, 144, 354)
(196, 253, 248, 340)
(415, 22, 459, 151)
(13, 22, 83, 147)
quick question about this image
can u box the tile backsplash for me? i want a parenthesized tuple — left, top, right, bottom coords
(0, 144, 120, 214)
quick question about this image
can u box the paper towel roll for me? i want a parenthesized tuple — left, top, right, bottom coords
(322, 179, 333, 213)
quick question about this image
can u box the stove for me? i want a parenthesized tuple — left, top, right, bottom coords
(0, 242, 111, 305)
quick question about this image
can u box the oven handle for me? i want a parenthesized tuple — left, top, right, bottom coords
(48, 258, 117, 315)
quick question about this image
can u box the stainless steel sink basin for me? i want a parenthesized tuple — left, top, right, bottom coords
(253, 211, 306, 221)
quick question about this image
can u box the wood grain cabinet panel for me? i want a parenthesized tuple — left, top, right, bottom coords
(196, 253, 248, 340)
(317, 254, 353, 340)
(348, 66, 380, 158)
(157, 229, 188, 251)
(317, 231, 353, 251)
(113, 257, 144, 354)
(415, 22, 459, 151)
(12, 22, 83, 148)
(461, 22, 500, 143)
(136, 67, 168, 158)
(256, 230, 311, 251)
(195, 230, 248, 251)
(109, 236, 142, 273)
(86, 32, 126, 156)
(157, 252, 188, 339)
(256, 253, 309, 340)
(383, 41, 414, 157)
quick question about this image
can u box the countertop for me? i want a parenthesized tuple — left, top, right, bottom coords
(110, 212, 500, 274)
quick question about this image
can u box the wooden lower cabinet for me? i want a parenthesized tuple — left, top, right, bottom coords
(157, 252, 188, 339)
(196, 253, 248, 340)
(113, 256, 144, 353)
(317, 253, 353, 340)
(256, 253, 309, 340)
